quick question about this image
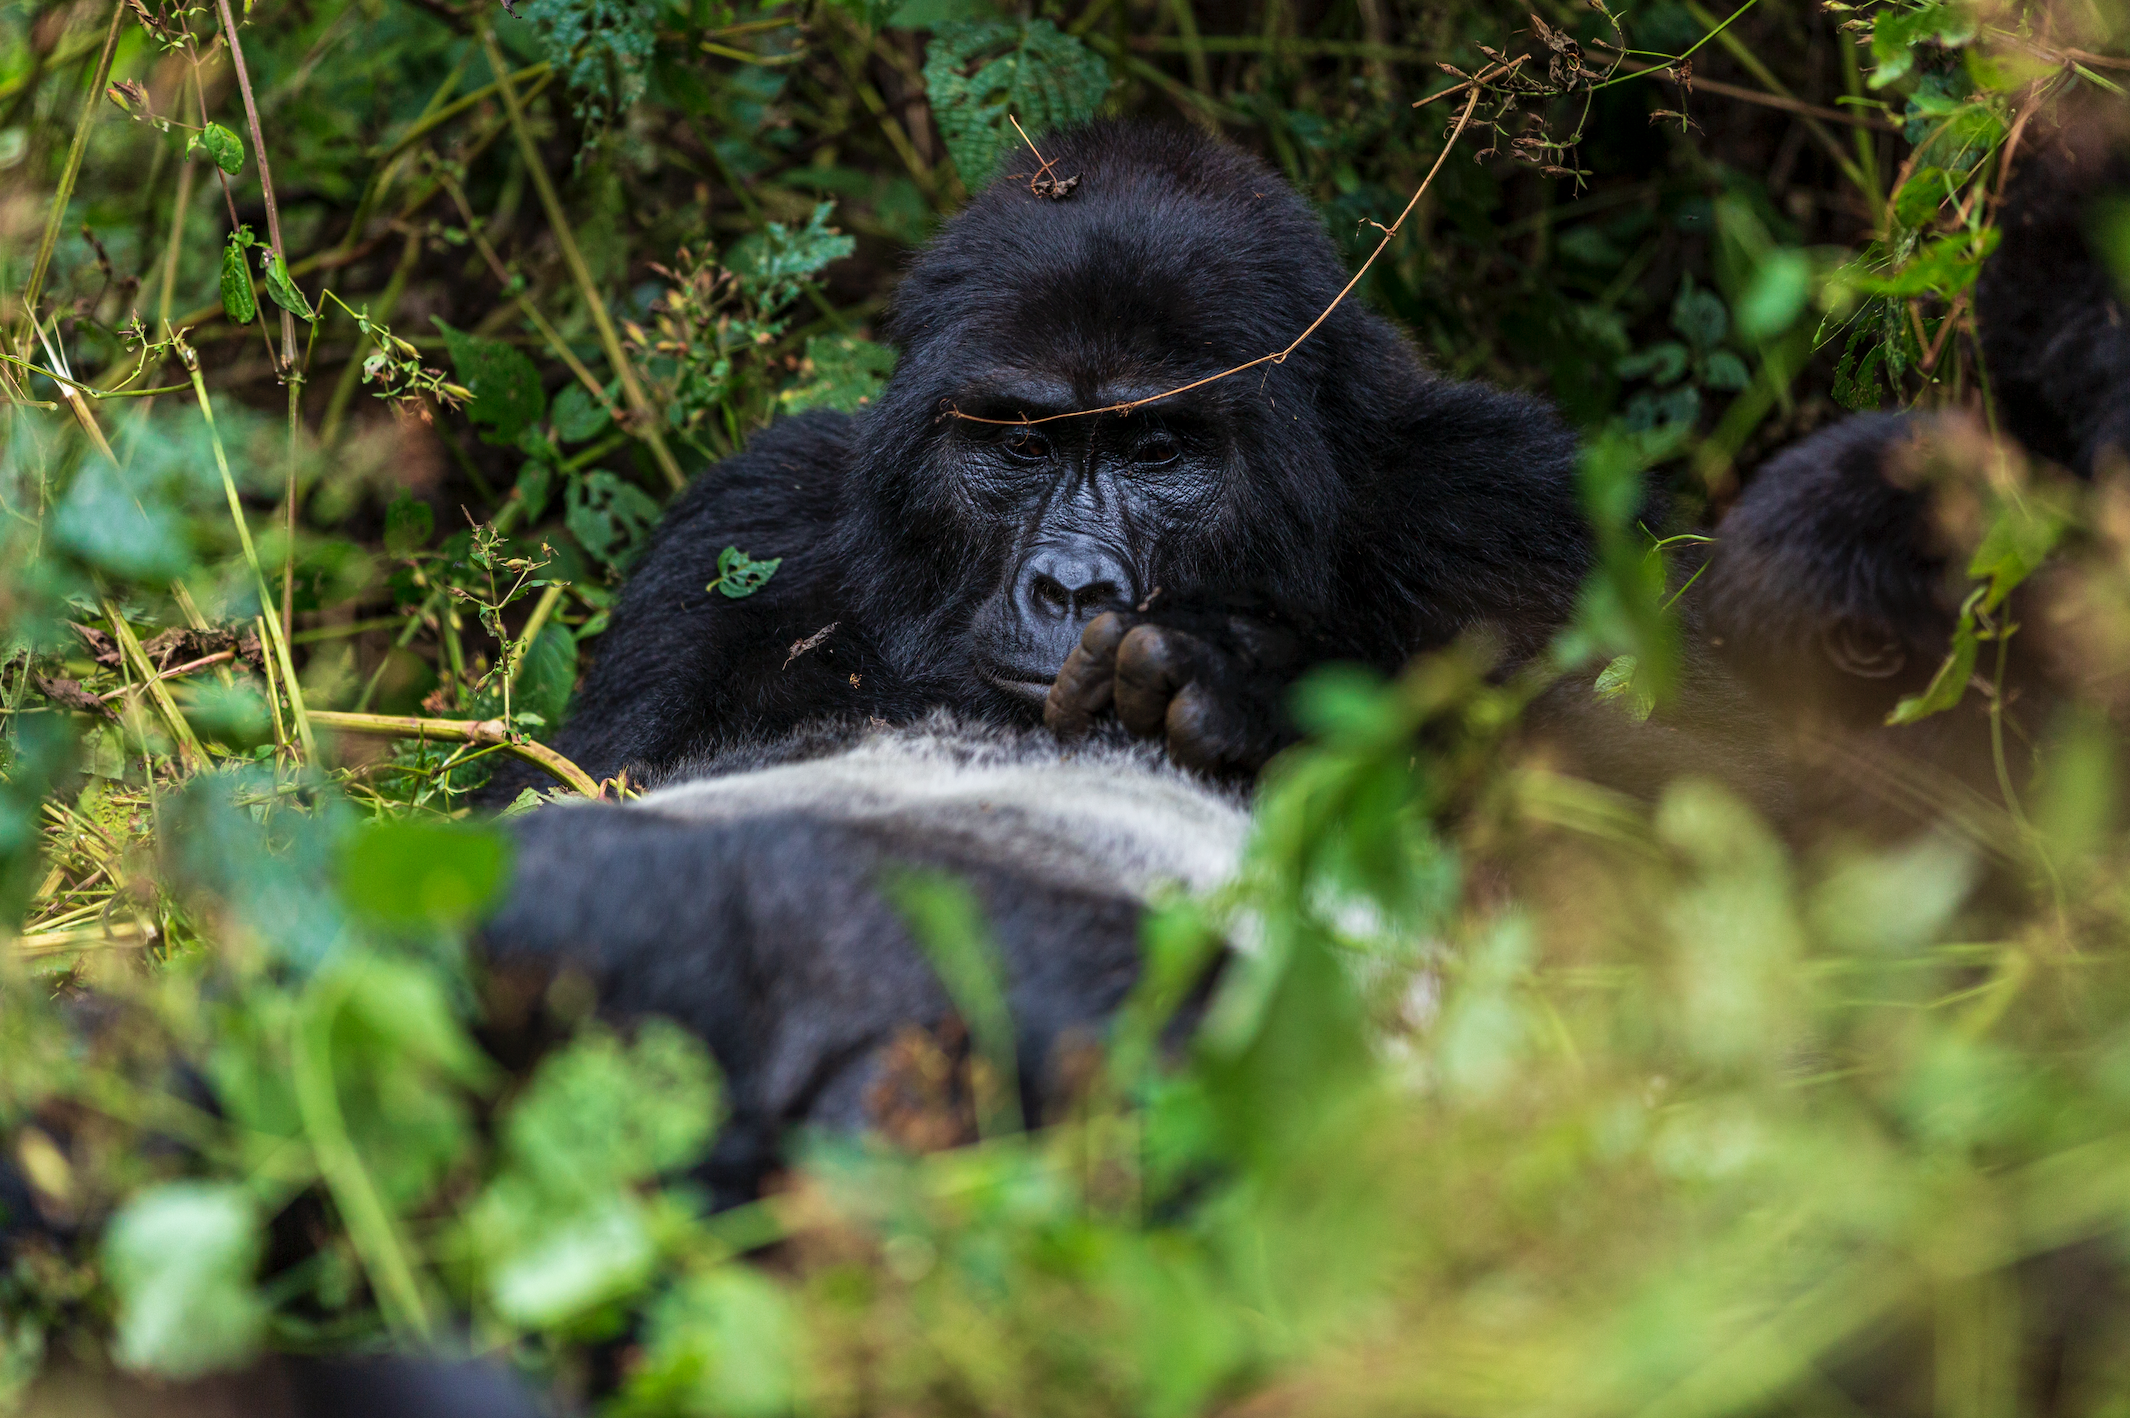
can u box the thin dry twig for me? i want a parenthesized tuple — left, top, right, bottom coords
(946, 86, 1485, 429)
(1006, 114, 1080, 199)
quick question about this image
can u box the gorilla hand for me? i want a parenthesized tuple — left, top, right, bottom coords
(1044, 605, 1304, 775)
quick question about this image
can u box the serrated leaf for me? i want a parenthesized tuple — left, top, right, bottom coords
(186, 121, 244, 175)
(550, 381, 612, 443)
(260, 251, 314, 321)
(433, 318, 546, 441)
(219, 235, 257, 326)
(729, 202, 856, 311)
(923, 19, 1110, 185)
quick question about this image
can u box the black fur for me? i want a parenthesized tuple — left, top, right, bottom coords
(509, 121, 1590, 792)
(1976, 104, 2130, 477)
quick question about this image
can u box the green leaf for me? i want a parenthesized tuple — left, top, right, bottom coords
(1968, 497, 2063, 612)
(433, 318, 546, 442)
(1594, 653, 1657, 722)
(103, 1183, 264, 1379)
(566, 470, 662, 566)
(626, 1268, 798, 1418)
(1700, 349, 1752, 392)
(260, 251, 314, 321)
(488, 1195, 656, 1328)
(1887, 603, 1981, 725)
(1616, 342, 1689, 386)
(515, 461, 554, 523)
(339, 818, 510, 928)
(186, 122, 244, 175)
(515, 622, 578, 732)
(1892, 166, 1951, 230)
(219, 234, 257, 326)
(922, 19, 1110, 185)
(1670, 282, 1729, 353)
(383, 493, 433, 556)
(728, 202, 856, 311)
(707, 545, 781, 599)
(778, 334, 898, 415)
(550, 382, 612, 443)
(1736, 249, 1812, 342)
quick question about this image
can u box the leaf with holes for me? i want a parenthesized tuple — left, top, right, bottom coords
(779, 334, 897, 414)
(708, 545, 781, 599)
(567, 471, 661, 566)
(923, 19, 1110, 186)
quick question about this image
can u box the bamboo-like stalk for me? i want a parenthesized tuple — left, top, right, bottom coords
(308, 709, 600, 796)
(99, 595, 206, 769)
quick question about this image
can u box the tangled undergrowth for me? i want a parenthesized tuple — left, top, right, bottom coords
(4, 0, 2130, 1411)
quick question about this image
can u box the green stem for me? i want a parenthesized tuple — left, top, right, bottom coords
(16, 0, 126, 356)
(182, 349, 317, 759)
(292, 976, 434, 1339)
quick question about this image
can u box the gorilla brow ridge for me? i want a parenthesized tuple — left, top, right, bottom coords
(940, 87, 1484, 431)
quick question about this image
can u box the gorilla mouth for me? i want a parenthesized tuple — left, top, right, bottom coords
(979, 667, 1058, 703)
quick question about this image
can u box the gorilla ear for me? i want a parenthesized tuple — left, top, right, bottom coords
(1821, 615, 1907, 679)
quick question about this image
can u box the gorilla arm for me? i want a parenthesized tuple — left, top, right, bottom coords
(496, 411, 873, 795)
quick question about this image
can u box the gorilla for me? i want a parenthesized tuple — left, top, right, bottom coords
(514, 120, 1594, 789)
(474, 119, 1761, 1196)
(1699, 104, 2130, 829)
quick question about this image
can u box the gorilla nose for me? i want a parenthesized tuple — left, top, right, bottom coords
(1019, 544, 1130, 625)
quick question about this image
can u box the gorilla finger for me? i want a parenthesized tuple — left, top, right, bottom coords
(1046, 648, 1114, 737)
(1044, 612, 1132, 736)
(1165, 681, 1244, 774)
(1113, 625, 1197, 738)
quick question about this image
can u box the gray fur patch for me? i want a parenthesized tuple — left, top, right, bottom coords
(630, 714, 1250, 900)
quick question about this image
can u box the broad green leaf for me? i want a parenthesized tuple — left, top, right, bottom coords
(1892, 166, 1951, 230)
(779, 333, 898, 414)
(1968, 498, 2063, 612)
(515, 622, 578, 732)
(626, 1268, 797, 1418)
(103, 1183, 264, 1379)
(923, 19, 1110, 185)
(488, 1196, 656, 1328)
(550, 382, 612, 443)
(707, 544, 780, 598)
(338, 817, 510, 928)
(219, 234, 257, 326)
(260, 251, 314, 321)
(1700, 349, 1752, 391)
(1736, 248, 1812, 341)
(382, 493, 433, 555)
(433, 318, 546, 442)
(515, 460, 554, 522)
(186, 122, 244, 175)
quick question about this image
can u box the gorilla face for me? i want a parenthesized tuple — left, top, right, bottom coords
(950, 403, 1227, 702)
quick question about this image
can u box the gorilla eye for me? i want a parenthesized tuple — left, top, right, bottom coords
(1002, 429, 1051, 461)
(1133, 433, 1182, 467)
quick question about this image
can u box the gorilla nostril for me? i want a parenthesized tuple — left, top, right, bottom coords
(1072, 581, 1120, 616)
(1030, 574, 1072, 618)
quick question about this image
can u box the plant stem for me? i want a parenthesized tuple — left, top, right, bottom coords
(477, 24, 686, 492)
(213, 0, 299, 374)
(181, 343, 317, 759)
(308, 709, 600, 795)
(16, 0, 127, 356)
